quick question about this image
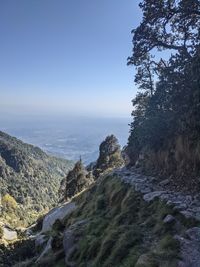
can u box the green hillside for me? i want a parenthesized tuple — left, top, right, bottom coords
(0, 131, 73, 227)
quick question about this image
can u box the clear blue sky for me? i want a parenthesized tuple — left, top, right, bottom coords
(0, 0, 141, 118)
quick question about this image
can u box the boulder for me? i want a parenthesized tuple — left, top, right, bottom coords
(42, 202, 76, 233)
(3, 227, 17, 241)
(159, 179, 170, 186)
(143, 191, 166, 202)
(163, 214, 175, 224)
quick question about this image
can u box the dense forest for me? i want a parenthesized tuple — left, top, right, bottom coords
(0, 131, 73, 227)
(126, 0, 200, 190)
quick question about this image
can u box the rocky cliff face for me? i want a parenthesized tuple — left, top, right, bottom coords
(93, 135, 124, 178)
(0, 131, 73, 227)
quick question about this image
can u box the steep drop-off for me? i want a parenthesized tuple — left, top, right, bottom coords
(7, 173, 200, 267)
(0, 131, 73, 227)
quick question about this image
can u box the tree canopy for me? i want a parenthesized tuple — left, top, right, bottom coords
(127, 0, 200, 185)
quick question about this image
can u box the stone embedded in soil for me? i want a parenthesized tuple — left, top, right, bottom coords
(115, 168, 200, 267)
(3, 227, 17, 241)
(163, 214, 175, 224)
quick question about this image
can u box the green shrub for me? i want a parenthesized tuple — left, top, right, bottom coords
(2, 194, 17, 210)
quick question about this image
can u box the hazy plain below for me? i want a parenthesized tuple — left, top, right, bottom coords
(0, 116, 130, 164)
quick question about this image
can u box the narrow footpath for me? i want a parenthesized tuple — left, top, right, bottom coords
(115, 167, 200, 267)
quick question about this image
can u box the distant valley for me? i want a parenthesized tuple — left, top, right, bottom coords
(0, 117, 129, 164)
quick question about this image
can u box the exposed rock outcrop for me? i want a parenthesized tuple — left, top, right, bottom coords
(41, 202, 76, 233)
(0, 222, 18, 242)
(93, 135, 124, 178)
(3, 227, 17, 241)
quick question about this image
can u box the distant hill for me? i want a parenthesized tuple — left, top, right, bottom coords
(0, 131, 73, 227)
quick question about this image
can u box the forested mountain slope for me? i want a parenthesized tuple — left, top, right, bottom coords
(0, 131, 73, 227)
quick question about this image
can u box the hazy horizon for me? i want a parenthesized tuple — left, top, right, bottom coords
(0, 1, 138, 162)
(0, 116, 130, 164)
(0, 0, 141, 119)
